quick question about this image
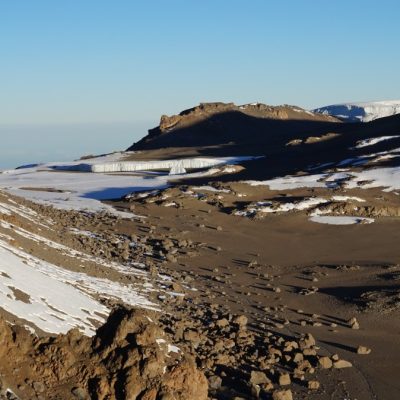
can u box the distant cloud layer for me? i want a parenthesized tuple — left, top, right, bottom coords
(0, 122, 150, 169)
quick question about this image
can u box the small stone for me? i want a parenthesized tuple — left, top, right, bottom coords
(278, 373, 291, 386)
(357, 346, 371, 355)
(293, 370, 305, 380)
(171, 282, 183, 292)
(32, 382, 45, 393)
(272, 389, 293, 400)
(183, 329, 201, 344)
(250, 371, 270, 385)
(333, 359, 353, 369)
(5, 390, 19, 400)
(348, 317, 360, 329)
(351, 321, 360, 329)
(208, 375, 222, 390)
(300, 333, 315, 349)
(216, 318, 229, 328)
(233, 315, 248, 327)
(293, 353, 304, 363)
(263, 381, 274, 391)
(296, 360, 312, 372)
(303, 348, 317, 356)
(251, 384, 261, 398)
(71, 387, 88, 400)
(318, 356, 333, 369)
(308, 380, 320, 390)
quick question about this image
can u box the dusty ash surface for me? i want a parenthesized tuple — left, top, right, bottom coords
(0, 102, 400, 400)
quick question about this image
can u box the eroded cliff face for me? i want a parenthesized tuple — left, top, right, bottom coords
(158, 102, 338, 133)
(129, 102, 341, 150)
(0, 307, 208, 400)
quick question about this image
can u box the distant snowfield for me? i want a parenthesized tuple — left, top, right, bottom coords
(246, 167, 400, 192)
(0, 153, 254, 215)
(313, 100, 400, 122)
(307, 141, 400, 171)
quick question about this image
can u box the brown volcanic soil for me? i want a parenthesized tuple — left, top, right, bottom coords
(110, 180, 400, 400)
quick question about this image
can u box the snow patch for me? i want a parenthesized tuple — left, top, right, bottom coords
(346, 167, 400, 192)
(354, 135, 400, 149)
(0, 239, 157, 336)
(191, 186, 231, 193)
(309, 215, 374, 225)
(244, 172, 349, 190)
(331, 195, 365, 202)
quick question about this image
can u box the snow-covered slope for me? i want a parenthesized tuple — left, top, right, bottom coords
(313, 100, 400, 122)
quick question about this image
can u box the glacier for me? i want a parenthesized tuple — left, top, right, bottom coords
(313, 100, 400, 122)
(54, 156, 255, 174)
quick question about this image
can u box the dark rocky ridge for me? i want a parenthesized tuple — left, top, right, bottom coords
(128, 102, 342, 151)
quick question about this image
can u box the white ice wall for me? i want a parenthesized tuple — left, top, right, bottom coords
(83, 157, 253, 174)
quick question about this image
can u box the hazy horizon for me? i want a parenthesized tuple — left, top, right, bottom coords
(0, 121, 151, 169)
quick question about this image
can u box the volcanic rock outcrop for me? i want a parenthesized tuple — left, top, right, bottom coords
(0, 307, 208, 400)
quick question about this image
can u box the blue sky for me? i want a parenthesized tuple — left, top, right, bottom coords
(1, 1, 399, 167)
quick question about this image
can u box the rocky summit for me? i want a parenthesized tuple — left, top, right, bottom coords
(128, 102, 340, 150)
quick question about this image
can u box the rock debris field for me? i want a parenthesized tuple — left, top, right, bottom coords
(0, 102, 400, 399)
